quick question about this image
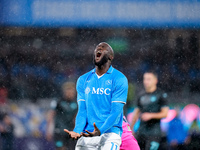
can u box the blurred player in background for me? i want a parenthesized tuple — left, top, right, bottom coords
(64, 42, 128, 150)
(0, 113, 14, 150)
(46, 82, 77, 150)
(0, 87, 14, 150)
(167, 107, 187, 150)
(130, 71, 169, 150)
(120, 116, 140, 150)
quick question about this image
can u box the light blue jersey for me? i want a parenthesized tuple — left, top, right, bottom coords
(74, 65, 128, 136)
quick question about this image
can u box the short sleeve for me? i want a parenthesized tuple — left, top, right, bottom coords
(111, 75, 128, 104)
(160, 92, 168, 108)
(76, 76, 86, 102)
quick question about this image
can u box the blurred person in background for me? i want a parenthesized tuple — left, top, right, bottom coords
(185, 118, 200, 150)
(0, 87, 10, 113)
(0, 113, 14, 150)
(0, 87, 14, 150)
(167, 107, 187, 150)
(46, 82, 78, 150)
(130, 71, 169, 150)
(0, 87, 8, 106)
(120, 116, 140, 150)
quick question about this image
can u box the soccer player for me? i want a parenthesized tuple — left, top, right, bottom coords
(120, 116, 140, 150)
(130, 71, 169, 150)
(64, 42, 128, 150)
(46, 82, 77, 150)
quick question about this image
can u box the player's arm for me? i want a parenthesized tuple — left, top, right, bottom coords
(64, 77, 87, 139)
(130, 107, 140, 131)
(130, 96, 142, 132)
(91, 76, 128, 137)
(73, 100, 87, 133)
(82, 102, 124, 137)
(141, 107, 169, 121)
(141, 93, 169, 121)
(65, 100, 87, 139)
(99, 102, 124, 134)
(149, 107, 169, 119)
(99, 76, 128, 135)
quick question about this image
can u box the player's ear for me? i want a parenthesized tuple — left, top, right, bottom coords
(108, 55, 114, 61)
(155, 78, 158, 84)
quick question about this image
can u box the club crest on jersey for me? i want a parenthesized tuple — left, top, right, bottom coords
(163, 93, 167, 98)
(85, 87, 90, 94)
(106, 80, 112, 85)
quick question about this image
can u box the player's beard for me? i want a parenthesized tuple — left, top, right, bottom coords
(93, 54, 109, 69)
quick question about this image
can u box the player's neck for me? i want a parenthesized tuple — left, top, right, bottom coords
(95, 63, 111, 76)
(146, 86, 157, 93)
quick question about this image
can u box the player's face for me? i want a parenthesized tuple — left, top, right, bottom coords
(93, 43, 110, 67)
(143, 73, 158, 90)
(63, 88, 76, 100)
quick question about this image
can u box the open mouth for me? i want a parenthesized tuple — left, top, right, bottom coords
(96, 51, 102, 58)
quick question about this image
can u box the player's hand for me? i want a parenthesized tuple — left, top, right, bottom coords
(64, 129, 81, 140)
(82, 123, 101, 137)
(141, 113, 152, 121)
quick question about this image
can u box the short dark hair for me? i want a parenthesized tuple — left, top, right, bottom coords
(144, 70, 158, 78)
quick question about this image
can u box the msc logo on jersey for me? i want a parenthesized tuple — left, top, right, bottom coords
(85, 87, 90, 94)
(85, 87, 111, 95)
(92, 87, 111, 95)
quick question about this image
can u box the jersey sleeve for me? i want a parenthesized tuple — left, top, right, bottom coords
(73, 75, 87, 133)
(99, 102, 124, 134)
(76, 76, 85, 102)
(136, 97, 141, 109)
(73, 100, 87, 134)
(160, 92, 168, 108)
(111, 75, 128, 104)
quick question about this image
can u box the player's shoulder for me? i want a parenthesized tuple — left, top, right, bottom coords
(156, 88, 168, 98)
(112, 67, 127, 80)
(137, 90, 146, 98)
(78, 69, 93, 82)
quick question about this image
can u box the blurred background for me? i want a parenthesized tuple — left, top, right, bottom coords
(0, 0, 200, 149)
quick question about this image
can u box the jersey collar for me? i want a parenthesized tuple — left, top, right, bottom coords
(92, 65, 114, 74)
